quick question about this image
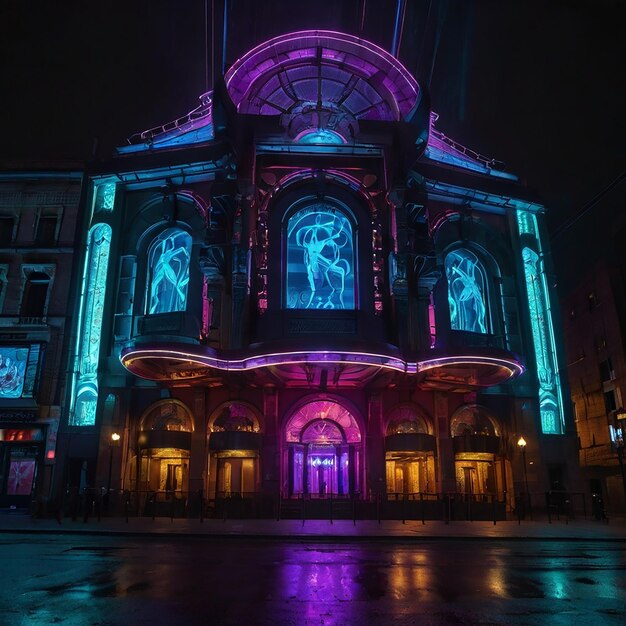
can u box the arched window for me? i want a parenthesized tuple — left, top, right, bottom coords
(445, 248, 490, 334)
(285, 204, 355, 310)
(146, 229, 192, 315)
(450, 405, 499, 437)
(386, 405, 430, 435)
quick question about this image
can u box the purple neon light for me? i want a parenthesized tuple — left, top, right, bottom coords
(121, 346, 524, 384)
(418, 355, 524, 379)
(225, 30, 419, 122)
(121, 348, 409, 375)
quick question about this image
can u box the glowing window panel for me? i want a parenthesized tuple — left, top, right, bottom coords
(285, 400, 361, 444)
(94, 182, 116, 213)
(285, 206, 354, 310)
(517, 210, 537, 237)
(0, 346, 29, 398)
(147, 229, 192, 315)
(445, 249, 489, 334)
(69, 223, 112, 426)
(294, 129, 346, 145)
(521, 245, 564, 435)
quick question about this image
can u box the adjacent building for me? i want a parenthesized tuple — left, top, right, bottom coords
(556, 178, 626, 515)
(0, 164, 82, 509)
(48, 31, 580, 518)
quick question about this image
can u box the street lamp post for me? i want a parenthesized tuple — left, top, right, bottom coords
(106, 432, 121, 512)
(517, 436, 531, 519)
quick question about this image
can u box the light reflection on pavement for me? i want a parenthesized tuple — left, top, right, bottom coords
(0, 534, 624, 625)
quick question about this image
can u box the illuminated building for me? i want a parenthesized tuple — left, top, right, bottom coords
(52, 31, 579, 518)
(0, 164, 82, 509)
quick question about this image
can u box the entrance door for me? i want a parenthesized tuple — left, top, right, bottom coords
(309, 452, 334, 496)
(284, 400, 363, 498)
(463, 467, 477, 496)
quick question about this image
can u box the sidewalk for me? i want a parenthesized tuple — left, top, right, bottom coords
(1, 512, 625, 541)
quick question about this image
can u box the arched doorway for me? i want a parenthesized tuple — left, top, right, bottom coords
(283, 399, 362, 498)
(207, 402, 262, 499)
(450, 405, 503, 500)
(384, 405, 436, 498)
(137, 400, 193, 496)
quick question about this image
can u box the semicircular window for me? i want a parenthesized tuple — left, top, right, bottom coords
(147, 229, 192, 315)
(142, 401, 194, 432)
(450, 406, 498, 437)
(285, 205, 355, 310)
(445, 248, 490, 334)
(302, 419, 344, 444)
(386, 405, 429, 435)
(211, 402, 259, 433)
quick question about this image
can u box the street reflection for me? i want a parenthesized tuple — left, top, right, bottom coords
(9, 537, 626, 626)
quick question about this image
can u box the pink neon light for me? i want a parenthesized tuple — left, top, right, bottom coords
(120, 346, 524, 382)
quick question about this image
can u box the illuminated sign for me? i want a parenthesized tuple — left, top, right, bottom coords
(310, 457, 334, 467)
(0, 345, 42, 399)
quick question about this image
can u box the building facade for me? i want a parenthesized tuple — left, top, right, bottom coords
(557, 187, 626, 515)
(0, 165, 82, 509)
(53, 32, 579, 518)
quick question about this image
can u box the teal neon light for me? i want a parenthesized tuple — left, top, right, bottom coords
(296, 129, 345, 145)
(94, 183, 116, 213)
(286, 206, 354, 309)
(147, 229, 192, 315)
(518, 210, 564, 434)
(69, 223, 112, 426)
(445, 249, 489, 334)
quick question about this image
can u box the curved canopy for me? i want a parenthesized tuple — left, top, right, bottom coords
(225, 30, 420, 123)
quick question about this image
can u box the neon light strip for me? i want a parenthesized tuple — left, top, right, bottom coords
(121, 349, 409, 374)
(418, 356, 524, 380)
(121, 347, 524, 381)
(225, 30, 419, 96)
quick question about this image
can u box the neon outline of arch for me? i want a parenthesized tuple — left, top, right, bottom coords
(69, 222, 112, 426)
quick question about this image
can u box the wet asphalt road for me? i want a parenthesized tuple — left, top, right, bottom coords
(0, 533, 624, 625)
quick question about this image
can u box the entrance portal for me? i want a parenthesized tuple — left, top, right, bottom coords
(284, 399, 362, 498)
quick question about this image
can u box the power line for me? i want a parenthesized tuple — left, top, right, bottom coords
(551, 172, 626, 241)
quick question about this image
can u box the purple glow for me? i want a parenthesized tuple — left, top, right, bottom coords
(225, 30, 419, 122)
(120, 345, 524, 386)
(418, 355, 524, 380)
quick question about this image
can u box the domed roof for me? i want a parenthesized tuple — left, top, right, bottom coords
(225, 30, 420, 123)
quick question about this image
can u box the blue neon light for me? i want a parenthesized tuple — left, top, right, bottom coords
(445, 249, 489, 334)
(518, 209, 565, 435)
(296, 129, 345, 145)
(70, 222, 112, 426)
(286, 206, 354, 310)
(147, 229, 192, 315)
(94, 183, 116, 213)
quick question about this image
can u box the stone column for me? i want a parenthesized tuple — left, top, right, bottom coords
(434, 392, 456, 494)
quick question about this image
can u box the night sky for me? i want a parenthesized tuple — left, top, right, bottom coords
(1, 0, 624, 232)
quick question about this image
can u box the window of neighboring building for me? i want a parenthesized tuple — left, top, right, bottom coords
(146, 228, 192, 315)
(285, 204, 355, 310)
(0, 344, 42, 399)
(600, 358, 615, 382)
(604, 389, 617, 413)
(20, 270, 52, 318)
(0, 216, 15, 246)
(35, 210, 59, 245)
(0, 265, 8, 313)
(445, 248, 490, 334)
